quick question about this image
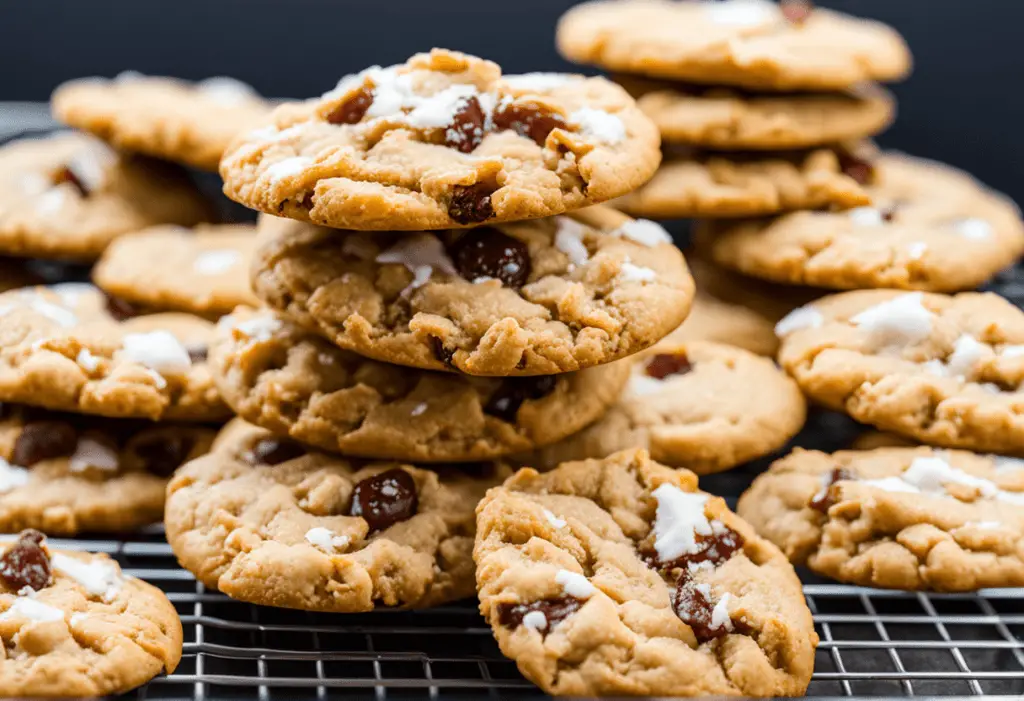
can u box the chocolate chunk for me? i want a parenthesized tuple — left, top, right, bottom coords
(326, 86, 374, 125)
(52, 165, 89, 197)
(448, 183, 496, 225)
(492, 102, 566, 146)
(880, 206, 897, 223)
(0, 530, 51, 592)
(647, 526, 745, 579)
(134, 434, 197, 477)
(187, 346, 208, 364)
(780, 0, 813, 25)
(484, 376, 558, 423)
(674, 581, 731, 643)
(836, 148, 875, 186)
(429, 336, 456, 368)
(12, 421, 78, 467)
(104, 293, 144, 321)
(244, 438, 306, 466)
(809, 466, 856, 513)
(645, 353, 692, 380)
(497, 596, 584, 634)
(445, 96, 487, 153)
(449, 227, 532, 288)
(349, 468, 418, 533)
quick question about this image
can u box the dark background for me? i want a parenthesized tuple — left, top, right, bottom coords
(2, 1, 1021, 202)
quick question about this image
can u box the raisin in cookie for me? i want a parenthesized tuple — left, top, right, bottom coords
(558, 0, 911, 91)
(93, 224, 258, 318)
(739, 447, 1024, 591)
(475, 449, 817, 697)
(166, 420, 507, 611)
(220, 49, 660, 230)
(253, 207, 693, 376)
(775, 290, 1024, 455)
(0, 284, 229, 421)
(697, 153, 1024, 292)
(614, 146, 870, 219)
(52, 73, 271, 171)
(211, 309, 629, 462)
(522, 341, 805, 474)
(0, 133, 212, 261)
(0, 530, 182, 697)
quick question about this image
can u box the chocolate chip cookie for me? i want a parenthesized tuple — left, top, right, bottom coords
(775, 290, 1024, 455)
(166, 420, 507, 611)
(220, 49, 661, 230)
(739, 447, 1024, 590)
(52, 73, 271, 171)
(93, 224, 258, 318)
(0, 284, 229, 421)
(0, 530, 182, 697)
(211, 309, 629, 462)
(253, 207, 694, 376)
(0, 133, 212, 261)
(475, 449, 817, 697)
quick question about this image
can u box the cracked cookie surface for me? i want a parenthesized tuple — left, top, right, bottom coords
(253, 207, 693, 376)
(0, 284, 229, 421)
(557, 0, 911, 91)
(0, 133, 211, 261)
(211, 309, 629, 462)
(775, 290, 1024, 455)
(474, 449, 817, 697)
(166, 420, 507, 612)
(93, 224, 258, 318)
(220, 49, 661, 230)
(53, 73, 272, 171)
(738, 447, 1024, 591)
(0, 530, 182, 697)
(697, 154, 1024, 292)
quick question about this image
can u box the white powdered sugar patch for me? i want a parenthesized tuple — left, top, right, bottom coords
(120, 331, 192, 375)
(610, 219, 672, 247)
(198, 76, 260, 105)
(619, 259, 657, 283)
(1001, 345, 1024, 358)
(19, 172, 49, 196)
(503, 73, 576, 92)
(52, 282, 94, 308)
(543, 508, 566, 529)
(143, 368, 168, 390)
(710, 593, 735, 633)
(966, 521, 1002, 530)
(52, 553, 124, 602)
(304, 527, 351, 554)
(651, 484, 713, 562)
(705, 0, 779, 26)
(265, 156, 313, 182)
(35, 187, 70, 215)
(907, 242, 928, 260)
(29, 296, 78, 328)
(404, 84, 479, 129)
(70, 612, 88, 627)
(67, 141, 116, 193)
(555, 569, 596, 599)
(851, 293, 934, 352)
(848, 207, 886, 227)
(226, 313, 283, 343)
(944, 334, 987, 379)
(69, 437, 120, 473)
(0, 596, 64, 622)
(861, 476, 922, 494)
(953, 217, 993, 240)
(993, 456, 1024, 473)
(863, 455, 1024, 506)
(522, 610, 548, 631)
(570, 107, 626, 144)
(775, 305, 823, 337)
(375, 233, 457, 293)
(410, 403, 428, 417)
(0, 458, 30, 493)
(193, 249, 240, 275)
(554, 217, 590, 268)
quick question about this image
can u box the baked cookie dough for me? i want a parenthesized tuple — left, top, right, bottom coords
(558, 0, 911, 91)
(621, 76, 895, 150)
(253, 207, 694, 376)
(775, 290, 1024, 455)
(697, 153, 1024, 291)
(739, 447, 1024, 591)
(0, 403, 213, 535)
(0, 283, 229, 421)
(614, 146, 870, 219)
(52, 73, 271, 171)
(220, 49, 661, 230)
(475, 449, 817, 697)
(212, 309, 629, 462)
(166, 420, 507, 611)
(93, 224, 258, 318)
(0, 530, 182, 697)
(0, 133, 212, 261)
(522, 340, 805, 474)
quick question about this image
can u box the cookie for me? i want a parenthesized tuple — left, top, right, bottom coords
(0, 284, 229, 421)
(474, 449, 817, 697)
(557, 0, 911, 91)
(614, 146, 870, 219)
(212, 309, 630, 462)
(166, 420, 507, 611)
(0, 530, 182, 696)
(621, 76, 895, 150)
(220, 49, 660, 231)
(0, 133, 212, 261)
(775, 290, 1024, 455)
(739, 447, 1024, 591)
(522, 340, 805, 474)
(93, 224, 258, 318)
(697, 153, 1024, 291)
(253, 207, 694, 376)
(52, 73, 271, 171)
(0, 403, 212, 534)
(849, 431, 917, 451)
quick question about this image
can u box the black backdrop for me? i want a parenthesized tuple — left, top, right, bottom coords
(3, 1, 1021, 203)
